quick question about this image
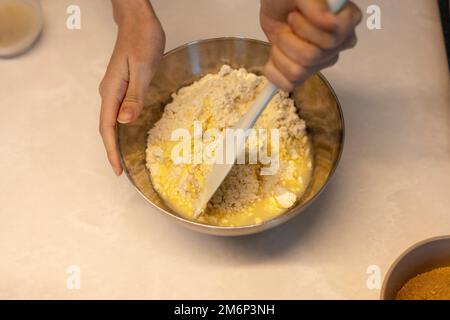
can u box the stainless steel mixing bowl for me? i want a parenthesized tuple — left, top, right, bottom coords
(117, 37, 344, 236)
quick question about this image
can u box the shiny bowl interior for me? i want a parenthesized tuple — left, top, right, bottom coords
(381, 236, 450, 300)
(117, 37, 344, 236)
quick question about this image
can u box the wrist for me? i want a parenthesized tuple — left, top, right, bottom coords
(112, 0, 156, 26)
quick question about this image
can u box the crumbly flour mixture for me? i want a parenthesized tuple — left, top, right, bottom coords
(146, 65, 313, 227)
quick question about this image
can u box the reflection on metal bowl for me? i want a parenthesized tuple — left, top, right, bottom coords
(117, 37, 344, 236)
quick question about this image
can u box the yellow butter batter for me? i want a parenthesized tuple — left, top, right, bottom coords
(146, 65, 313, 227)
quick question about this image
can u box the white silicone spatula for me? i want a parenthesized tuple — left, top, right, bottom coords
(193, 0, 348, 218)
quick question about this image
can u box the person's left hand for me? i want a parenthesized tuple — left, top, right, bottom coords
(260, 0, 362, 91)
(99, 1, 165, 176)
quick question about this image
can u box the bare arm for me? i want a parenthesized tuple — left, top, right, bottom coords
(99, 0, 165, 175)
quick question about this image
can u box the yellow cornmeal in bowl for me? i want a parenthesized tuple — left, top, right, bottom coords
(146, 65, 313, 227)
(396, 266, 450, 300)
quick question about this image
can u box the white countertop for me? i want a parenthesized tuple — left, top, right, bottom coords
(1, 0, 449, 299)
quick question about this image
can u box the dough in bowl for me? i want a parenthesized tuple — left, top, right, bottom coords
(146, 65, 313, 227)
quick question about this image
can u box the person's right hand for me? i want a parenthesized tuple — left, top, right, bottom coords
(260, 0, 361, 91)
(99, 0, 165, 176)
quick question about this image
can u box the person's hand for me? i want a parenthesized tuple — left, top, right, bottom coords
(260, 0, 362, 91)
(99, 0, 165, 176)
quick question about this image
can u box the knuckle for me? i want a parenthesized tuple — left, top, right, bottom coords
(122, 94, 140, 106)
(349, 2, 363, 25)
(345, 34, 358, 49)
(98, 76, 111, 97)
(99, 123, 106, 135)
(301, 48, 321, 67)
(99, 123, 111, 136)
(354, 7, 363, 25)
(289, 13, 303, 31)
(280, 81, 294, 93)
(321, 35, 338, 50)
(328, 54, 339, 67)
(287, 65, 303, 82)
(275, 30, 289, 48)
(285, 85, 295, 92)
(98, 80, 105, 96)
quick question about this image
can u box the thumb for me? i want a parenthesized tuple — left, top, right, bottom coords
(117, 80, 144, 124)
(117, 61, 153, 124)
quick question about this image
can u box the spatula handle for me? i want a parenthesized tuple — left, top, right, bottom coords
(327, 0, 348, 14)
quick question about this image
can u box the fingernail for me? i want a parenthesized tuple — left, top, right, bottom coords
(117, 107, 134, 123)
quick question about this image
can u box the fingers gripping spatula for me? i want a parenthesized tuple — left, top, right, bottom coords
(193, 0, 348, 218)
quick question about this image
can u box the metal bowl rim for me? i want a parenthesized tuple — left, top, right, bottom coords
(380, 234, 450, 300)
(117, 36, 345, 234)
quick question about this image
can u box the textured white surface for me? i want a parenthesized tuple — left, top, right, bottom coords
(0, 0, 449, 299)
